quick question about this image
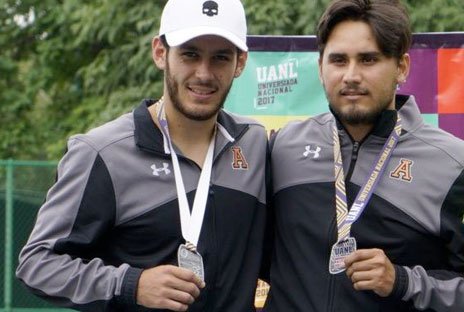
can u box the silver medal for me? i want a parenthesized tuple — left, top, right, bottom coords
(178, 244, 205, 281)
(329, 237, 357, 274)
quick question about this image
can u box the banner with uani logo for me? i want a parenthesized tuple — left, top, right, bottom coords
(224, 33, 464, 310)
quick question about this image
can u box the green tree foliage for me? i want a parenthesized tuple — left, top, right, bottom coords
(1, 0, 166, 159)
(1, 0, 463, 160)
(407, 0, 464, 32)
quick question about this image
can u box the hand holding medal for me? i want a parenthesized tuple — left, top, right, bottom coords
(329, 237, 357, 274)
(344, 248, 396, 297)
(178, 243, 205, 281)
(137, 265, 205, 310)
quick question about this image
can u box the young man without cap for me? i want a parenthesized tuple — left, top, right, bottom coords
(17, 0, 269, 311)
(264, 0, 464, 311)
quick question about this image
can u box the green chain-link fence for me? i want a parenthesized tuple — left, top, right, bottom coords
(0, 160, 71, 312)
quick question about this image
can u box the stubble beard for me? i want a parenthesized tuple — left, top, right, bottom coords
(165, 60, 233, 121)
(330, 96, 393, 126)
(328, 82, 396, 126)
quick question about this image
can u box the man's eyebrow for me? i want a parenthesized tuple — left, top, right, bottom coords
(178, 44, 200, 51)
(215, 48, 234, 55)
(327, 52, 346, 60)
(327, 51, 383, 60)
(358, 51, 382, 58)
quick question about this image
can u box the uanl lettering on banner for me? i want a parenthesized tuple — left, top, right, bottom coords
(254, 59, 299, 109)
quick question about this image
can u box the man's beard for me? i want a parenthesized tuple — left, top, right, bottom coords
(330, 95, 393, 126)
(328, 83, 396, 126)
(165, 60, 233, 121)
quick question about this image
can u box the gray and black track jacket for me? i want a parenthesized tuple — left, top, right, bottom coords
(17, 99, 269, 311)
(264, 95, 464, 311)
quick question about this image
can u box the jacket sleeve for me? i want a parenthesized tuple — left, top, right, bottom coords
(16, 137, 143, 311)
(393, 169, 464, 311)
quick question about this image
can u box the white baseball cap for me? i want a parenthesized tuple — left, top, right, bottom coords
(159, 0, 248, 51)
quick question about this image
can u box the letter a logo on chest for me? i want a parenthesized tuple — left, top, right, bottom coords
(390, 158, 413, 182)
(231, 146, 249, 170)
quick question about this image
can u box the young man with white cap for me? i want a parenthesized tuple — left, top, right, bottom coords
(16, 0, 269, 311)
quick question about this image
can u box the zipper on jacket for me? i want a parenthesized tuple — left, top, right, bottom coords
(206, 182, 218, 312)
(204, 126, 249, 311)
(344, 141, 360, 183)
(326, 217, 337, 312)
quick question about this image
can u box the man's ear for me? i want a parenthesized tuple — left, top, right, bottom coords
(234, 51, 248, 78)
(318, 57, 324, 85)
(397, 53, 410, 84)
(152, 36, 167, 70)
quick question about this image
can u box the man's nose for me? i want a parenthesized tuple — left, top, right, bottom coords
(195, 60, 214, 81)
(343, 62, 362, 85)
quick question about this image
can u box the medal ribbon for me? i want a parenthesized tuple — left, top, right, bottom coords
(333, 117, 402, 243)
(155, 99, 215, 249)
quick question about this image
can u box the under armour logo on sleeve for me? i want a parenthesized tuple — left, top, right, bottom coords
(151, 163, 171, 176)
(303, 145, 321, 159)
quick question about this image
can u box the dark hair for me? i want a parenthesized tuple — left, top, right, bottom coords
(160, 35, 170, 51)
(317, 0, 411, 61)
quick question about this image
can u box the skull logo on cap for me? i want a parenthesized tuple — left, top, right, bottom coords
(203, 1, 218, 17)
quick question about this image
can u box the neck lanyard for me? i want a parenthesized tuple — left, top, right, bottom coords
(333, 117, 402, 243)
(155, 99, 215, 250)
(329, 117, 402, 274)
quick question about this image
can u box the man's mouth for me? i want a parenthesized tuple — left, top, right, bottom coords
(340, 89, 368, 96)
(187, 83, 219, 100)
(189, 87, 216, 95)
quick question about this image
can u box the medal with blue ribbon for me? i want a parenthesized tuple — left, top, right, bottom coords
(329, 117, 402, 274)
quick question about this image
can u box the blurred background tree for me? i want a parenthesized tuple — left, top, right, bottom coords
(1, 0, 463, 160)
